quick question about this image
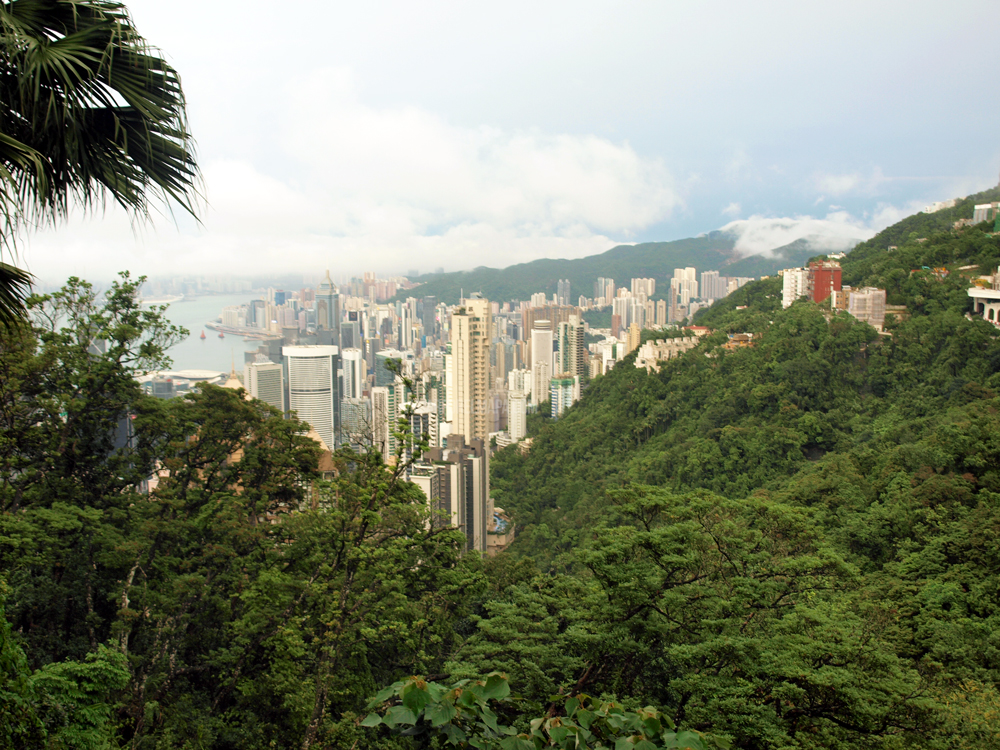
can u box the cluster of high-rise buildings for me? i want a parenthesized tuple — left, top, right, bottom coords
(161, 263, 756, 551)
(592, 268, 753, 337)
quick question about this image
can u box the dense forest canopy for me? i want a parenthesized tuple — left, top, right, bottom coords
(3, 186, 1000, 748)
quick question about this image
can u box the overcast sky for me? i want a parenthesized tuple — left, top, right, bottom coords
(22, 0, 1000, 284)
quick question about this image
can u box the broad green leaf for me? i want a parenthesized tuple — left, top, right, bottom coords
(426, 701, 458, 727)
(383, 705, 417, 728)
(401, 682, 431, 716)
(576, 709, 596, 729)
(642, 716, 662, 736)
(549, 725, 569, 744)
(360, 713, 382, 728)
(482, 672, 511, 701)
(443, 723, 468, 746)
(481, 705, 500, 732)
(565, 697, 580, 717)
(371, 682, 403, 706)
(670, 730, 707, 750)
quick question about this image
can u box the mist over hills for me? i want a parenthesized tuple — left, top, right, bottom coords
(396, 229, 861, 304)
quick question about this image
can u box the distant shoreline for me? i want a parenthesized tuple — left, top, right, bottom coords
(140, 294, 185, 305)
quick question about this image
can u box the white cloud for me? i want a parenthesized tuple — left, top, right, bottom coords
(720, 211, 875, 256)
(25, 67, 680, 282)
(721, 202, 741, 217)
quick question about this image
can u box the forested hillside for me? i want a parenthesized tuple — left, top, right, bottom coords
(397, 232, 827, 305)
(4, 189, 1000, 749)
(484, 185, 1000, 748)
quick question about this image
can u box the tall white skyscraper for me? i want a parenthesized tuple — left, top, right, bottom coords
(530, 320, 553, 408)
(244, 360, 284, 413)
(341, 347, 365, 399)
(283, 345, 340, 451)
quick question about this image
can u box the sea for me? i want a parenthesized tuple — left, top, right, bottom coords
(153, 294, 264, 374)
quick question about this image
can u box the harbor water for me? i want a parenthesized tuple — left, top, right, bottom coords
(154, 294, 266, 374)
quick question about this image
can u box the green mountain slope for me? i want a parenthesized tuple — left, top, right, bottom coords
(396, 231, 845, 304)
(464, 185, 1000, 747)
(496, 184, 1000, 556)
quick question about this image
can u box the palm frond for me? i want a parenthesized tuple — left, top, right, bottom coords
(0, 0, 200, 320)
(0, 260, 32, 327)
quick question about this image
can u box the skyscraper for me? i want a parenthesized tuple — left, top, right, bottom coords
(631, 278, 655, 297)
(244, 360, 284, 413)
(371, 384, 398, 457)
(556, 315, 586, 380)
(450, 294, 492, 441)
(557, 279, 571, 306)
(315, 270, 341, 347)
(283, 345, 340, 451)
(341, 347, 366, 400)
(530, 319, 553, 409)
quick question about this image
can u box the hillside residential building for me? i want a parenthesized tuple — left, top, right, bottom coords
(507, 390, 527, 442)
(781, 267, 810, 308)
(968, 266, 1000, 327)
(634, 337, 700, 373)
(809, 260, 842, 304)
(847, 287, 887, 330)
(550, 375, 580, 417)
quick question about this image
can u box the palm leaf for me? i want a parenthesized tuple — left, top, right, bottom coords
(0, 0, 200, 319)
(0, 260, 32, 326)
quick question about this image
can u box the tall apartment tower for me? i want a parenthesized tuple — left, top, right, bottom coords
(556, 315, 586, 380)
(631, 278, 655, 297)
(450, 294, 492, 441)
(315, 270, 341, 347)
(341, 347, 366, 400)
(283, 345, 340, 451)
(530, 319, 553, 408)
(507, 391, 527, 441)
(244, 360, 284, 413)
(557, 279, 571, 306)
(595, 277, 615, 305)
(371, 384, 399, 457)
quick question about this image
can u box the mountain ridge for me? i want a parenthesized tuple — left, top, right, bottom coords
(395, 230, 862, 304)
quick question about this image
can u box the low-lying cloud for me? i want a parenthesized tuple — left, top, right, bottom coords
(720, 211, 877, 257)
(26, 67, 681, 282)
